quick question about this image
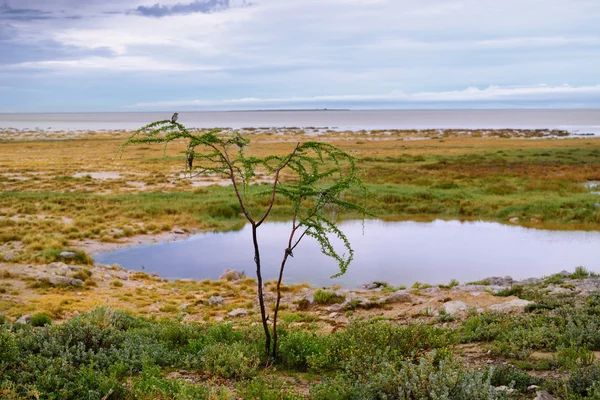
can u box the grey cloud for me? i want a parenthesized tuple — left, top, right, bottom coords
(0, 1, 53, 20)
(133, 0, 250, 18)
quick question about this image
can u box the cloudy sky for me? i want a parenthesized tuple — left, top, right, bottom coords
(0, 0, 599, 112)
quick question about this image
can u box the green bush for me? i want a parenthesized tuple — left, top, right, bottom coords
(307, 320, 452, 371)
(568, 365, 600, 397)
(72, 269, 93, 281)
(311, 352, 510, 400)
(30, 313, 52, 327)
(201, 342, 260, 379)
(277, 329, 326, 370)
(313, 290, 345, 305)
(489, 365, 543, 392)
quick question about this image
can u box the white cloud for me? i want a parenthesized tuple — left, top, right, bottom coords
(124, 84, 600, 109)
(10, 56, 218, 72)
(1, 0, 600, 111)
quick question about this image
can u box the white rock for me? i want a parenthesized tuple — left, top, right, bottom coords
(442, 301, 469, 316)
(48, 262, 68, 269)
(379, 291, 413, 304)
(227, 308, 249, 318)
(178, 303, 190, 311)
(219, 268, 246, 281)
(509, 217, 519, 223)
(208, 296, 225, 306)
(16, 314, 31, 324)
(59, 251, 78, 260)
(535, 391, 557, 400)
(325, 304, 343, 312)
(488, 299, 533, 312)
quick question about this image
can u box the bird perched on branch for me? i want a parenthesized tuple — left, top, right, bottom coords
(171, 112, 178, 123)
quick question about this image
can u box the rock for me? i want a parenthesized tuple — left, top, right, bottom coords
(328, 312, 338, 319)
(453, 284, 507, 293)
(420, 286, 441, 294)
(16, 314, 31, 324)
(379, 291, 413, 304)
(219, 268, 246, 281)
(173, 228, 185, 234)
(488, 299, 533, 313)
(227, 308, 249, 318)
(341, 295, 370, 309)
(325, 304, 344, 312)
(509, 217, 519, 223)
(535, 391, 557, 400)
(549, 286, 575, 295)
(68, 266, 82, 271)
(178, 303, 190, 311)
(495, 386, 514, 394)
(360, 282, 387, 290)
(48, 262, 68, 269)
(595, 203, 600, 209)
(530, 218, 541, 223)
(151, 272, 160, 278)
(361, 283, 379, 290)
(214, 316, 224, 322)
(253, 292, 277, 307)
(528, 385, 540, 392)
(104, 274, 113, 279)
(442, 301, 469, 316)
(520, 278, 541, 285)
(559, 270, 572, 277)
(39, 275, 83, 286)
(208, 296, 225, 306)
(479, 276, 514, 286)
(59, 251, 78, 260)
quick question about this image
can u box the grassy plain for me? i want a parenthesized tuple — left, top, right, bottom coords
(1, 129, 600, 398)
(1, 130, 599, 263)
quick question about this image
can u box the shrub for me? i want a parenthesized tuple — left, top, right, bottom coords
(307, 320, 452, 371)
(277, 330, 326, 370)
(568, 365, 600, 397)
(313, 290, 345, 305)
(489, 365, 543, 392)
(201, 342, 260, 379)
(30, 313, 52, 327)
(311, 352, 510, 400)
(72, 269, 92, 281)
(495, 285, 524, 297)
(572, 266, 595, 279)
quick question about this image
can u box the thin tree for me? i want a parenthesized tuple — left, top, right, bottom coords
(119, 119, 368, 357)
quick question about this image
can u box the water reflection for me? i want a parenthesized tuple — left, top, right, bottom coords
(94, 220, 600, 287)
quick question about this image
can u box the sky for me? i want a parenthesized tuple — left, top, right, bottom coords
(0, 0, 599, 112)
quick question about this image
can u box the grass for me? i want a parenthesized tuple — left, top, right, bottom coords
(0, 133, 599, 261)
(2, 287, 600, 399)
(313, 290, 345, 305)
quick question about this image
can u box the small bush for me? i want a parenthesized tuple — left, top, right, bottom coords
(572, 266, 595, 279)
(314, 290, 345, 305)
(201, 342, 259, 379)
(568, 365, 600, 397)
(72, 269, 92, 281)
(110, 280, 124, 288)
(489, 365, 543, 392)
(29, 313, 52, 327)
(495, 285, 524, 297)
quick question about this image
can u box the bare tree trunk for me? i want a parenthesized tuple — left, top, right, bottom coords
(252, 223, 271, 356)
(272, 251, 290, 358)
